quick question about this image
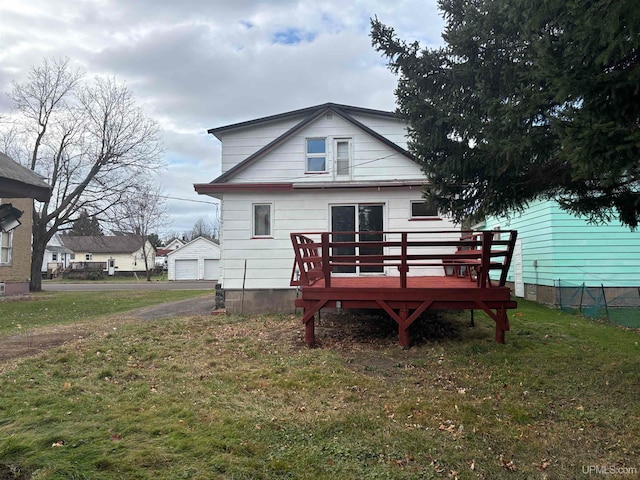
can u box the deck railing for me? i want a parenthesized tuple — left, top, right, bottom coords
(290, 230, 517, 289)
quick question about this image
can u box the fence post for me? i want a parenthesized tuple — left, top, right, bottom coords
(601, 284, 609, 320)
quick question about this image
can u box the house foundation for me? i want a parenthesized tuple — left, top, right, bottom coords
(223, 289, 298, 315)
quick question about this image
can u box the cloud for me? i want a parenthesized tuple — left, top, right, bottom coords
(0, 0, 444, 242)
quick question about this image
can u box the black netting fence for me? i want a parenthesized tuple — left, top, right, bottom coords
(556, 280, 640, 328)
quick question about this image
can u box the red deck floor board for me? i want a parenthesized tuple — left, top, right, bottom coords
(307, 275, 480, 289)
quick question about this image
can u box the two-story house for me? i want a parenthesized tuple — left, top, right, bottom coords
(195, 103, 459, 314)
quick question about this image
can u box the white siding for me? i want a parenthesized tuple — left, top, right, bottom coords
(219, 189, 458, 290)
(167, 237, 221, 280)
(228, 114, 421, 184)
(217, 116, 307, 174)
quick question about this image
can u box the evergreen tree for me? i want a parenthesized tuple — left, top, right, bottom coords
(371, 0, 640, 228)
(69, 210, 103, 236)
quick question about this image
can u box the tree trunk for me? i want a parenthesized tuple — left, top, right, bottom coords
(30, 218, 47, 292)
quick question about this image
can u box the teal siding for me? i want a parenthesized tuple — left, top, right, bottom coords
(487, 200, 640, 287)
(487, 201, 554, 286)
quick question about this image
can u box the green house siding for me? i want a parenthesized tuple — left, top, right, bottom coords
(487, 200, 640, 288)
(488, 201, 554, 286)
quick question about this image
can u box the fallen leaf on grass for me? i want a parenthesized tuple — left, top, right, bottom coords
(499, 454, 517, 471)
(537, 459, 551, 471)
(439, 423, 456, 432)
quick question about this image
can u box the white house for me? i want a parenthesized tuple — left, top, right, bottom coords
(41, 233, 75, 278)
(194, 103, 458, 313)
(52, 235, 155, 276)
(167, 236, 220, 280)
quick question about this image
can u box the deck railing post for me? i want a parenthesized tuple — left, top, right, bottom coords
(479, 231, 492, 288)
(399, 232, 408, 289)
(321, 232, 331, 288)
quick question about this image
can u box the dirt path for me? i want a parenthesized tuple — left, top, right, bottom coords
(0, 296, 217, 362)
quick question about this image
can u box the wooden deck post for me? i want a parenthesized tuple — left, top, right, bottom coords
(321, 232, 331, 288)
(399, 232, 408, 289)
(305, 315, 316, 347)
(495, 306, 509, 344)
(398, 305, 410, 347)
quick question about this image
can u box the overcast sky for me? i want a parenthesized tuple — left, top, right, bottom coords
(0, 0, 444, 240)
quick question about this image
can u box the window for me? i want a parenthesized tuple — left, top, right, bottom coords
(52, 253, 58, 261)
(0, 232, 12, 264)
(335, 138, 352, 178)
(410, 200, 439, 219)
(306, 138, 326, 172)
(86, 253, 93, 261)
(70, 253, 75, 260)
(253, 204, 272, 237)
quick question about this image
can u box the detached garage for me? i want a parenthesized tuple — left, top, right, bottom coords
(167, 237, 220, 281)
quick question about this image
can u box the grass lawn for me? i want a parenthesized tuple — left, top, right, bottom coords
(0, 290, 213, 337)
(0, 296, 638, 479)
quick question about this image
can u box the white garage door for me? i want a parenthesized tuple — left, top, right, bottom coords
(174, 259, 198, 280)
(203, 259, 219, 280)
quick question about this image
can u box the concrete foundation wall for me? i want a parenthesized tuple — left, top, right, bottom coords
(507, 282, 640, 307)
(2, 281, 29, 296)
(223, 289, 297, 314)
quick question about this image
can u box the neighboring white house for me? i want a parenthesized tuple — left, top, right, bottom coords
(194, 103, 458, 313)
(166, 236, 220, 280)
(50, 235, 155, 276)
(41, 233, 75, 278)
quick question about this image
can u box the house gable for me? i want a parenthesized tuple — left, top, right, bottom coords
(167, 236, 220, 258)
(196, 103, 420, 193)
(226, 112, 422, 184)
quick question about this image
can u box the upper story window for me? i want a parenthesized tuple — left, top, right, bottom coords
(306, 138, 326, 173)
(253, 203, 272, 237)
(0, 231, 12, 264)
(335, 138, 352, 178)
(410, 200, 439, 220)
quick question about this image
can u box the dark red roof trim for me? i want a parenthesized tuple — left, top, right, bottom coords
(194, 183, 294, 194)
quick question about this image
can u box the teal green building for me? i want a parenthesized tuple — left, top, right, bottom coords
(484, 200, 640, 308)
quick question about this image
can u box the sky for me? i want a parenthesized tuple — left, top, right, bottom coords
(0, 0, 445, 241)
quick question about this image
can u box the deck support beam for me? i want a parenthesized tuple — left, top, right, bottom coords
(299, 299, 328, 347)
(376, 299, 434, 347)
(474, 301, 510, 344)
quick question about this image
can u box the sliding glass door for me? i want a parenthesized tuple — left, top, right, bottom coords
(330, 204, 384, 274)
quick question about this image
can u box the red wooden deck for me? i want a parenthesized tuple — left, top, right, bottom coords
(291, 230, 518, 347)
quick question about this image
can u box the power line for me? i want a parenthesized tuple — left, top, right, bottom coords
(161, 195, 218, 205)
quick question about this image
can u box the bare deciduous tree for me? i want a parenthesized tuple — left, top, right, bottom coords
(188, 217, 219, 242)
(107, 183, 169, 281)
(1, 57, 163, 290)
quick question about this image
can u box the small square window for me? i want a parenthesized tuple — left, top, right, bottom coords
(306, 138, 326, 172)
(86, 253, 93, 261)
(253, 204, 272, 237)
(411, 201, 439, 218)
